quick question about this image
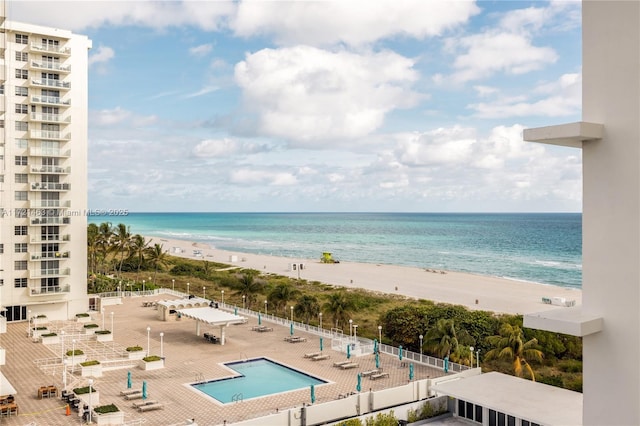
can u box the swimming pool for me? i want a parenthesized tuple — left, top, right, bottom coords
(192, 357, 327, 403)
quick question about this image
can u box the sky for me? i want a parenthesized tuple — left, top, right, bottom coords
(10, 1, 583, 213)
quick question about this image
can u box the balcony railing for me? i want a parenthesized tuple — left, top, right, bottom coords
(31, 95, 71, 106)
(30, 165, 71, 174)
(30, 217, 71, 225)
(29, 148, 71, 157)
(30, 130, 71, 140)
(30, 234, 70, 243)
(30, 285, 71, 296)
(29, 268, 70, 278)
(30, 78, 70, 90)
(30, 60, 71, 73)
(30, 251, 70, 260)
(29, 200, 71, 208)
(30, 43, 71, 56)
(30, 112, 71, 123)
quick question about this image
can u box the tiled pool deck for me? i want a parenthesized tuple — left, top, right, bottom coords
(2, 295, 447, 425)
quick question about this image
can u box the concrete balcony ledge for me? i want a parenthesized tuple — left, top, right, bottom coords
(523, 121, 604, 148)
(524, 306, 603, 337)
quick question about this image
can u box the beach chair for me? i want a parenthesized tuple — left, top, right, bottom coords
(138, 402, 164, 412)
(304, 352, 321, 358)
(361, 369, 380, 377)
(124, 392, 144, 400)
(370, 372, 390, 380)
(120, 389, 141, 396)
(332, 360, 352, 367)
(339, 363, 359, 370)
(311, 354, 330, 361)
(132, 400, 158, 408)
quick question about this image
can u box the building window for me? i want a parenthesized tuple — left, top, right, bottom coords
(14, 278, 27, 288)
(14, 261, 27, 271)
(0, 244, 3, 253)
(15, 121, 28, 131)
(15, 51, 28, 62)
(15, 156, 28, 166)
(14, 226, 27, 236)
(42, 38, 59, 47)
(15, 191, 28, 201)
(14, 243, 27, 253)
(15, 34, 28, 44)
(15, 86, 28, 97)
(15, 104, 28, 114)
(15, 69, 28, 79)
(0, 84, 3, 95)
(15, 139, 28, 149)
(15, 173, 28, 183)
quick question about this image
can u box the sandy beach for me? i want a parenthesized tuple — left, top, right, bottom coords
(147, 236, 582, 316)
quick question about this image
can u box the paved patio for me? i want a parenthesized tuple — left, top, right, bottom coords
(2, 294, 447, 425)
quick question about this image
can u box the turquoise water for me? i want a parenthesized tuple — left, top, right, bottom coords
(193, 358, 326, 403)
(89, 212, 582, 288)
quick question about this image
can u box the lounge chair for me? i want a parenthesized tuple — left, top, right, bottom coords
(311, 354, 330, 361)
(120, 389, 141, 396)
(124, 392, 144, 400)
(370, 372, 390, 380)
(132, 400, 158, 408)
(339, 363, 359, 370)
(138, 402, 164, 412)
(333, 360, 352, 367)
(361, 369, 380, 377)
(304, 352, 321, 358)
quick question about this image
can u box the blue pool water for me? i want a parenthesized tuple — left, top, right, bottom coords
(192, 358, 327, 403)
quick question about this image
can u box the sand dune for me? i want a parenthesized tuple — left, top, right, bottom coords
(149, 236, 582, 315)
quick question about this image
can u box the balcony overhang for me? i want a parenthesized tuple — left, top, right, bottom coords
(524, 306, 603, 337)
(523, 121, 604, 148)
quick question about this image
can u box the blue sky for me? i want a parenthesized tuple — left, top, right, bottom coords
(11, 1, 582, 212)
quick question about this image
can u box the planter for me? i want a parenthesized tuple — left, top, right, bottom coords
(76, 315, 92, 323)
(69, 354, 87, 365)
(127, 351, 146, 360)
(95, 332, 113, 342)
(75, 390, 99, 407)
(139, 357, 164, 371)
(31, 328, 49, 338)
(80, 362, 102, 378)
(33, 316, 48, 326)
(41, 334, 60, 345)
(93, 410, 124, 425)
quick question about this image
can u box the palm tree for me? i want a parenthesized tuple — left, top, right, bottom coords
(485, 323, 544, 381)
(234, 272, 262, 309)
(424, 318, 474, 361)
(146, 243, 168, 284)
(294, 295, 320, 324)
(130, 234, 150, 281)
(322, 292, 354, 329)
(96, 222, 113, 274)
(87, 223, 100, 274)
(267, 283, 300, 317)
(113, 223, 131, 277)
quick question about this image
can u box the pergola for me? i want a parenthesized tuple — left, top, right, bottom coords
(176, 306, 247, 345)
(156, 297, 210, 321)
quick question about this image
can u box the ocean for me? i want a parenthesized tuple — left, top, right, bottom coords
(88, 212, 582, 289)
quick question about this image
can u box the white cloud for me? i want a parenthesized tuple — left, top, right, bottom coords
(235, 46, 420, 143)
(88, 46, 115, 67)
(229, 169, 297, 186)
(232, 0, 479, 46)
(184, 86, 220, 98)
(189, 43, 213, 57)
(90, 107, 157, 127)
(193, 138, 269, 157)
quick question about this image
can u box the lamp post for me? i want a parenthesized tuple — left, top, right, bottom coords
(378, 325, 382, 343)
(419, 334, 424, 361)
(172, 279, 175, 292)
(476, 349, 480, 369)
(119, 280, 122, 296)
(88, 379, 94, 424)
(349, 319, 353, 337)
(142, 280, 145, 292)
(72, 339, 76, 366)
(470, 346, 474, 368)
(319, 312, 323, 330)
(146, 326, 151, 356)
(290, 306, 294, 322)
(203, 286, 206, 299)
(60, 330, 65, 360)
(264, 300, 268, 315)
(353, 324, 358, 342)
(27, 309, 31, 337)
(187, 282, 190, 295)
(242, 295, 246, 309)
(221, 290, 224, 305)
(101, 307, 105, 330)
(160, 332, 164, 358)
(63, 359, 68, 390)
(110, 312, 115, 337)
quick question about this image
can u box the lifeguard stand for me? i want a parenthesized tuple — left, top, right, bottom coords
(321, 252, 334, 263)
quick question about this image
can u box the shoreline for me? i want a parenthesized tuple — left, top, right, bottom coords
(147, 235, 582, 315)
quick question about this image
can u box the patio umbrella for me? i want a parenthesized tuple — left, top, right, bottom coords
(310, 384, 316, 403)
(356, 373, 362, 392)
(444, 356, 449, 373)
(375, 352, 380, 369)
(234, 307, 238, 315)
(373, 338, 378, 354)
(290, 322, 294, 336)
(320, 337, 323, 352)
(142, 381, 147, 400)
(127, 371, 132, 389)
(347, 344, 351, 359)
(399, 345, 403, 361)
(409, 363, 414, 380)
(258, 313, 262, 325)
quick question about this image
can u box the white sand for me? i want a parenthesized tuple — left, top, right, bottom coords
(148, 236, 582, 316)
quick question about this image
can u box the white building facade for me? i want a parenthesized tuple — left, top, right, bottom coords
(0, 9, 92, 322)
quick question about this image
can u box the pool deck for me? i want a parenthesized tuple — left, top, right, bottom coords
(2, 294, 448, 425)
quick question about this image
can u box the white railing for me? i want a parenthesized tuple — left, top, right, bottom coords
(30, 43, 71, 55)
(29, 199, 71, 208)
(30, 112, 71, 123)
(31, 60, 71, 72)
(30, 78, 70, 89)
(31, 95, 71, 105)
(30, 129, 71, 140)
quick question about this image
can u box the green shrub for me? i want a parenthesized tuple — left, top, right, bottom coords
(84, 323, 99, 329)
(36, 314, 47, 318)
(80, 360, 100, 367)
(558, 359, 582, 373)
(66, 349, 84, 356)
(126, 346, 143, 352)
(364, 411, 398, 426)
(34, 326, 48, 330)
(41, 332, 57, 337)
(338, 419, 362, 426)
(143, 355, 162, 362)
(95, 330, 111, 335)
(94, 404, 119, 414)
(73, 386, 97, 394)
(75, 313, 90, 318)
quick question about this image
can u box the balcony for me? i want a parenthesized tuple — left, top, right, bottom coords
(30, 234, 70, 243)
(30, 182, 71, 191)
(30, 112, 71, 123)
(30, 42, 71, 56)
(30, 78, 70, 90)
(30, 60, 71, 73)
(29, 268, 70, 278)
(30, 130, 71, 141)
(31, 95, 71, 106)
(29, 148, 71, 157)
(30, 285, 71, 296)
(29, 200, 71, 208)
(30, 165, 71, 174)
(30, 217, 71, 226)
(30, 251, 70, 261)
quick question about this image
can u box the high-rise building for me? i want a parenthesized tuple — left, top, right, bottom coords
(0, 3, 92, 323)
